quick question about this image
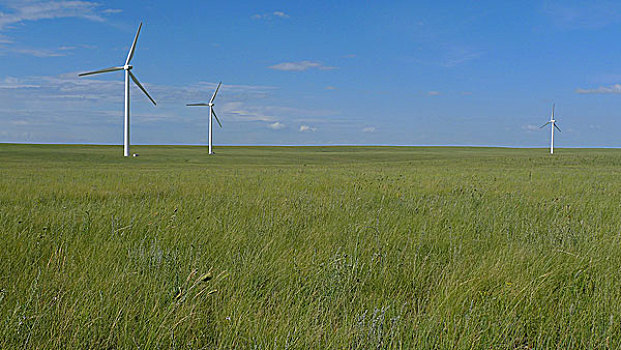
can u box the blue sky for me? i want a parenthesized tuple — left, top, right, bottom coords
(1, 0, 621, 147)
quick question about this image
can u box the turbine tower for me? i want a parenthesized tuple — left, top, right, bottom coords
(78, 22, 156, 157)
(187, 82, 223, 155)
(540, 103, 561, 154)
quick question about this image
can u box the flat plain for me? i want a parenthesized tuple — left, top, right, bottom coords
(1, 144, 621, 349)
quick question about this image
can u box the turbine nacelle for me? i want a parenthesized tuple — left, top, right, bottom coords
(124, 65, 133, 70)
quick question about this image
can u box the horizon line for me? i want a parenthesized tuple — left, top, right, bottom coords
(1, 142, 621, 149)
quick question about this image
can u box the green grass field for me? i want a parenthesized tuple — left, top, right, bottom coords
(1, 144, 620, 349)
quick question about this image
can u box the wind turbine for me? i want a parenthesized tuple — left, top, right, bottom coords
(540, 103, 561, 154)
(187, 82, 223, 155)
(78, 22, 156, 157)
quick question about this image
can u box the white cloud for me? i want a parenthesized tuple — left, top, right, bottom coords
(441, 46, 482, 67)
(0, 34, 12, 43)
(252, 11, 290, 20)
(269, 60, 336, 71)
(152, 81, 276, 105)
(427, 91, 441, 96)
(325, 86, 336, 90)
(268, 122, 286, 130)
(523, 124, 540, 132)
(0, 77, 40, 88)
(273, 11, 289, 18)
(0, 44, 82, 57)
(0, 72, 348, 144)
(4, 46, 70, 57)
(222, 104, 338, 128)
(0, 1, 112, 30)
(0, 1, 120, 58)
(221, 102, 277, 122)
(576, 84, 621, 94)
(543, 1, 621, 30)
(299, 125, 317, 132)
(0, 73, 277, 120)
(362, 127, 376, 133)
(0, 72, 334, 122)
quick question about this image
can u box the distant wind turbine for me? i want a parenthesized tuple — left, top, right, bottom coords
(187, 82, 223, 155)
(540, 103, 561, 154)
(78, 22, 156, 157)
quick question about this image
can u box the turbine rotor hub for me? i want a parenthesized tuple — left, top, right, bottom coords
(209, 102, 214, 107)
(124, 65, 133, 70)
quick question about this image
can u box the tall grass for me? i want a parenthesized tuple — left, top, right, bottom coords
(1, 144, 620, 348)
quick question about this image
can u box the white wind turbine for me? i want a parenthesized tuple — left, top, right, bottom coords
(187, 82, 223, 155)
(78, 22, 156, 157)
(540, 103, 561, 154)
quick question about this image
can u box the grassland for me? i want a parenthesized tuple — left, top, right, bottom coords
(1, 144, 620, 349)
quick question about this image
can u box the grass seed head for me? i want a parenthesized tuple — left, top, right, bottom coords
(199, 272, 213, 282)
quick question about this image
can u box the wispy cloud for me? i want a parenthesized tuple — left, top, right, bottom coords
(0, 1, 120, 57)
(0, 72, 346, 144)
(269, 60, 336, 72)
(441, 46, 482, 67)
(427, 91, 441, 96)
(542, 0, 621, 29)
(2, 45, 72, 57)
(325, 86, 337, 90)
(362, 127, 376, 133)
(523, 124, 541, 132)
(251, 11, 290, 20)
(102, 8, 122, 14)
(151, 81, 276, 105)
(0, 0, 115, 30)
(220, 102, 278, 122)
(299, 125, 316, 132)
(0, 77, 39, 88)
(576, 84, 621, 94)
(402, 45, 482, 68)
(0, 73, 277, 118)
(268, 122, 286, 130)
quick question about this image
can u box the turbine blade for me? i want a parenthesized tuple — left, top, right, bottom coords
(554, 124, 561, 132)
(212, 109, 223, 127)
(540, 122, 550, 128)
(186, 103, 209, 106)
(78, 66, 124, 76)
(210, 81, 222, 103)
(125, 22, 143, 65)
(129, 71, 156, 105)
